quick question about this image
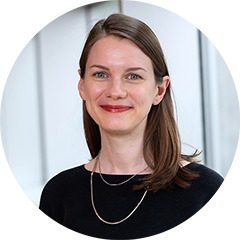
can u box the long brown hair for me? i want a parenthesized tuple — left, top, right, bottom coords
(79, 14, 199, 192)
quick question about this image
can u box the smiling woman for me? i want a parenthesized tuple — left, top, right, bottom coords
(78, 36, 168, 137)
(39, 13, 223, 239)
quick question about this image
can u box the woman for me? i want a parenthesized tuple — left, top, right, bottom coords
(39, 14, 223, 239)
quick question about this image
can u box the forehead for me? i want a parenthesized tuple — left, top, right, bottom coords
(86, 36, 153, 70)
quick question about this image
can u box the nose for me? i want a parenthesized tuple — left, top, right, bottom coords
(106, 78, 127, 100)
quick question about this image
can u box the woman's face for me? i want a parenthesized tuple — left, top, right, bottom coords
(78, 36, 169, 136)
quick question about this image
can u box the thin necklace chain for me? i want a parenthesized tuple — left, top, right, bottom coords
(97, 154, 149, 186)
(90, 156, 148, 225)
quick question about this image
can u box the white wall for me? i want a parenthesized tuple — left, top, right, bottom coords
(200, 33, 240, 176)
(1, 38, 43, 203)
(37, 7, 89, 181)
(122, 1, 204, 155)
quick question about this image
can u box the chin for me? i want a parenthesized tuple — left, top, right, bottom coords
(101, 125, 130, 134)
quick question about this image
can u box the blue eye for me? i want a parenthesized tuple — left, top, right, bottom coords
(128, 74, 140, 80)
(95, 72, 107, 78)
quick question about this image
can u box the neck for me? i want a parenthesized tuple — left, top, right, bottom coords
(97, 129, 151, 175)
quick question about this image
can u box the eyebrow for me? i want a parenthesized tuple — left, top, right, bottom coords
(127, 67, 147, 72)
(89, 64, 147, 72)
(90, 65, 109, 70)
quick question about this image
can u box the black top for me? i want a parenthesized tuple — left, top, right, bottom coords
(39, 162, 223, 239)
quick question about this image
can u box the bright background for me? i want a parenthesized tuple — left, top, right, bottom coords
(0, 1, 239, 240)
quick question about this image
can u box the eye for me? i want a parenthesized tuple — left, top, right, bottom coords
(127, 74, 141, 80)
(94, 72, 107, 78)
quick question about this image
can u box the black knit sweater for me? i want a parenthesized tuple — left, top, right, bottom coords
(39, 162, 223, 239)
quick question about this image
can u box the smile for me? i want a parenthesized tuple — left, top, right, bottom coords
(100, 105, 132, 113)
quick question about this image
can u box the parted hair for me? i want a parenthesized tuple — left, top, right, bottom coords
(79, 14, 199, 192)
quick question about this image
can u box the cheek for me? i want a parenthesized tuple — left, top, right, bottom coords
(132, 87, 155, 107)
(84, 83, 102, 101)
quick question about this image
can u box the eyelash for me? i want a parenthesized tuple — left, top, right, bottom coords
(93, 72, 142, 80)
(94, 72, 108, 78)
(127, 74, 141, 80)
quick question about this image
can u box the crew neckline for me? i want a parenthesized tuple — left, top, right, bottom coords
(83, 162, 195, 176)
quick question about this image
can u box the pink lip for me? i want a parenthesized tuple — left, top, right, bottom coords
(100, 105, 132, 113)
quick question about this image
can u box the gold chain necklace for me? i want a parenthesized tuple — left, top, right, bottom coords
(90, 156, 148, 225)
(97, 154, 149, 186)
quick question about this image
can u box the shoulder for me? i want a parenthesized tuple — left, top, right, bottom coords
(163, 163, 224, 223)
(45, 164, 88, 186)
(40, 164, 88, 200)
(186, 162, 224, 185)
(183, 162, 224, 203)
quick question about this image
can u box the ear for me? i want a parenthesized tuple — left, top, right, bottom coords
(77, 69, 86, 101)
(152, 76, 170, 105)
